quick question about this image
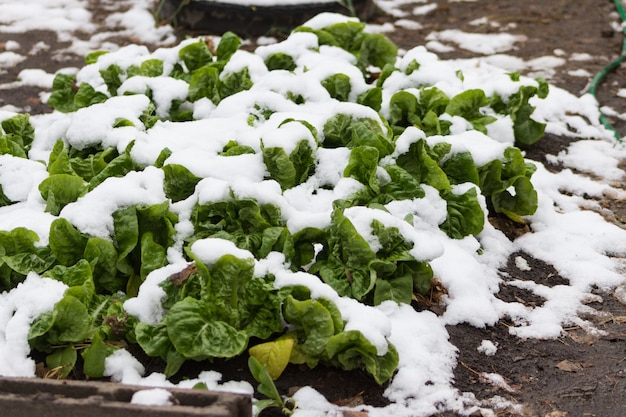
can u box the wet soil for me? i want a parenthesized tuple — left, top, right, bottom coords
(1, 1, 626, 416)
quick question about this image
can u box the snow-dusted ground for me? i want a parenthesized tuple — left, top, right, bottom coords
(1, 1, 625, 416)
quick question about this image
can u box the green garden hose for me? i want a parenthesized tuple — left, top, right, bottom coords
(587, 0, 626, 140)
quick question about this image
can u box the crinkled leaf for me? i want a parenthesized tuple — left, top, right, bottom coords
(265, 53, 296, 71)
(322, 73, 352, 102)
(218, 68, 253, 100)
(188, 65, 219, 103)
(216, 31, 241, 62)
(49, 218, 88, 266)
(84, 237, 121, 293)
(1, 114, 34, 150)
(179, 39, 213, 72)
(2, 250, 55, 275)
(282, 296, 335, 357)
(127, 59, 163, 78)
(39, 174, 87, 215)
(344, 146, 379, 192)
(440, 187, 485, 239)
(325, 330, 398, 385)
(166, 297, 248, 359)
(163, 163, 201, 202)
(358, 33, 398, 70)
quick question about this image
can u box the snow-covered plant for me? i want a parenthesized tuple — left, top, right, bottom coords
(0, 14, 548, 384)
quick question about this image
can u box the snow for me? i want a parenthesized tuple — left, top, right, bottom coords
(131, 388, 174, 406)
(426, 30, 527, 55)
(478, 340, 498, 356)
(0, 273, 67, 377)
(0, 1, 625, 417)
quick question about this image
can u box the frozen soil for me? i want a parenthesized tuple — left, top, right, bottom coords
(1, 1, 626, 416)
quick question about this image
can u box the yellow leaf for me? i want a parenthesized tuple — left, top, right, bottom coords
(249, 336, 295, 380)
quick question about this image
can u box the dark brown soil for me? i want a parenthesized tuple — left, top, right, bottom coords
(1, 1, 625, 416)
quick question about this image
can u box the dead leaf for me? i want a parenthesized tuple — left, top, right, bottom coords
(544, 411, 568, 417)
(341, 411, 368, 417)
(556, 360, 583, 372)
(168, 263, 198, 286)
(569, 331, 598, 345)
(333, 391, 365, 407)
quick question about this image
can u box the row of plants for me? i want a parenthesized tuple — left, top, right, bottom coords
(0, 16, 547, 406)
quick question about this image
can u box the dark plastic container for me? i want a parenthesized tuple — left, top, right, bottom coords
(158, 0, 376, 36)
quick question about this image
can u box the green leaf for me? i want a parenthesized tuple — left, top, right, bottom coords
(446, 89, 488, 120)
(1, 114, 34, 150)
(0, 136, 27, 158)
(389, 91, 419, 132)
(265, 53, 296, 71)
(47, 140, 73, 176)
(372, 267, 411, 305)
(179, 39, 213, 72)
(218, 68, 253, 100)
(2, 250, 55, 275)
(44, 259, 95, 304)
(73, 82, 108, 109)
(493, 176, 538, 223)
(112, 205, 139, 262)
(505, 85, 546, 146)
(140, 232, 168, 281)
(100, 64, 124, 96)
(325, 330, 398, 384)
(127, 59, 164, 78)
(441, 151, 480, 185)
(136, 321, 173, 358)
(28, 312, 55, 345)
(310, 209, 377, 300)
(82, 332, 116, 378)
(440, 187, 485, 239)
(478, 147, 538, 221)
(85, 50, 108, 64)
(87, 143, 138, 190)
(419, 87, 450, 117)
(166, 297, 248, 359)
(344, 146, 379, 192)
(220, 140, 255, 156)
(262, 146, 296, 191)
(397, 139, 450, 191)
(282, 296, 335, 357)
(188, 65, 219, 103)
(356, 87, 382, 112)
(0, 185, 13, 207)
(84, 237, 121, 293)
(50, 295, 92, 344)
(375, 165, 425, 204)
(322, 113, 353, 148)
(216, 32, 241, 62)
(46, 345, 77, 378)
(321, 73, 352, 102)
(320, 21, 366, 52)
(446, 89, 496, 133)
(358, 33, 398, 70)
(289, 140, 315, 185)
(248, 356, 283, 404)
(49, 218, 88, 266)
(163, 164, 201, 202)
(70, 147, 118, 182)
(39, 174, 87, 215)
(48, 73, 78, 113)
(134, 316, 180, 375)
